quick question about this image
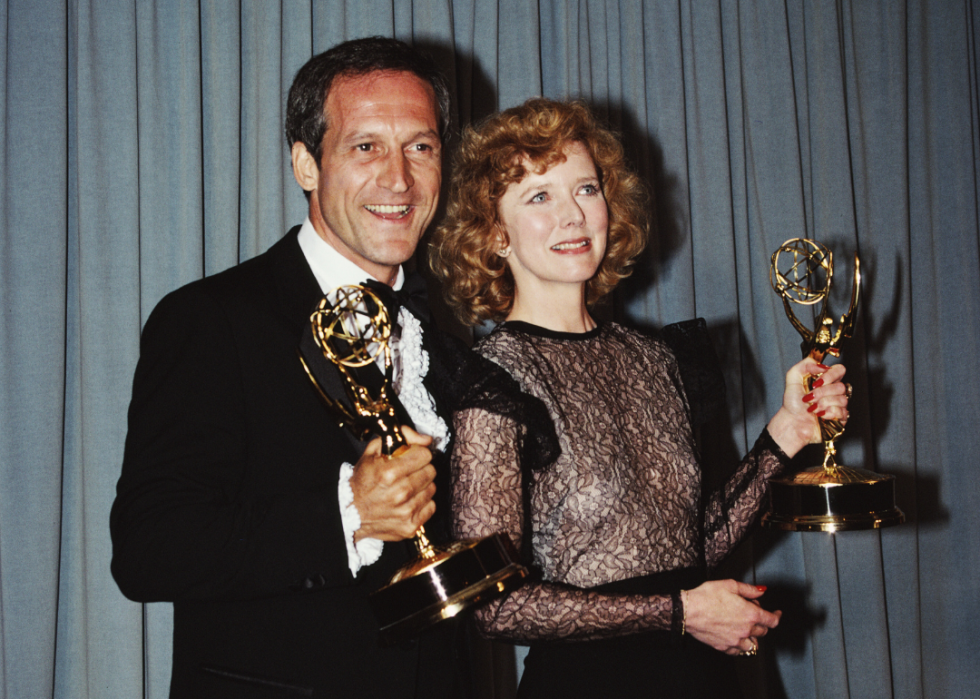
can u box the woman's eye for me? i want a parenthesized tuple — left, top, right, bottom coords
(580, 184, 599, 195)
(530, 192, 547, 203)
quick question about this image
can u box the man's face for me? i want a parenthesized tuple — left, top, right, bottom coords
(293, 70, 442, 283)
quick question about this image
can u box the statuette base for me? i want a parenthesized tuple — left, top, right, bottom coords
(762, 466, 905, 532)
(370, 533, 527, 644)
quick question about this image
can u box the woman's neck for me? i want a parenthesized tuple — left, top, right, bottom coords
(506, 286, 596, 333)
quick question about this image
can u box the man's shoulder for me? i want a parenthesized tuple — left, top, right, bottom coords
(153, 228, 301, 313)
(141, 228, 306, 344)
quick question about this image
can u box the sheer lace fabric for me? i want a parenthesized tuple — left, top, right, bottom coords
(451, 322, 788, 642)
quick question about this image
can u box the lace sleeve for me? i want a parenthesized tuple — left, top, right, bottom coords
(451, 407, 675, 642)
(703, 429, 791, 567)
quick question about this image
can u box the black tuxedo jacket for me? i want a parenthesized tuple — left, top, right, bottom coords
(111, 228, 459, 699)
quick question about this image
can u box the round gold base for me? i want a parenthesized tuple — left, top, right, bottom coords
(369, 533, 527, 644)
(762, 465, 905, 532)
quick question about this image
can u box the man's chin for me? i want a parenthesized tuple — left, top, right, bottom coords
(353, 245, 420, 280)
(372, 236, 425, 263)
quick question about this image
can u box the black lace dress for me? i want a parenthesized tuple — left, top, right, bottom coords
(450, 321, 790, 698)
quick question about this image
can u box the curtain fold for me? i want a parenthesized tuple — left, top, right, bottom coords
(1, 1, 69, 697)
(1, 1, 977, 697)
(908, 0, 980, 691)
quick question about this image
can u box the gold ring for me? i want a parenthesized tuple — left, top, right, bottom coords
(845, 383, 853, 399)
(738, 638, 758, 657)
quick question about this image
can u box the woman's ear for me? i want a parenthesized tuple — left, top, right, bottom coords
(494, 227, 511, 258)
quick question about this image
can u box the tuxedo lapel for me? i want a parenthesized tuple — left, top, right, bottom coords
(266, 228, 371, 456)
(269, 226, 324, 335)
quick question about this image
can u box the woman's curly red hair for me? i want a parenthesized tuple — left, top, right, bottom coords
(429, 98, 649, 326)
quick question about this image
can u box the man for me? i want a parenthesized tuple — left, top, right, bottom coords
(111, 37, 462, 698)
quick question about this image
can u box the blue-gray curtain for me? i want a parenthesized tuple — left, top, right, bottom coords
(1, 1, 977, 697)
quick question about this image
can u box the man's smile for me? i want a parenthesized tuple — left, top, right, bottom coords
(364, 204, 413, 218)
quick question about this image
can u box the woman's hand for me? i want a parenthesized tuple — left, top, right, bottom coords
(767, 358, 849, 458)
(682, 580, 781, 655)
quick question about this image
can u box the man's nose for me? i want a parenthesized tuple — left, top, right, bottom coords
(377, 150, 414, 192)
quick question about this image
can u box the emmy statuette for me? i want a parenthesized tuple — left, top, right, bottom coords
(762, 239, 904, 532)
(298, 286, 527, 642)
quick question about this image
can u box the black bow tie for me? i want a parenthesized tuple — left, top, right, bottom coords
(362, 272, 430, 324)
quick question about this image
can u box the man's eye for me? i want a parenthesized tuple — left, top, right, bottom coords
(356, 143, 373, 152)
(412, 143, 435, 153)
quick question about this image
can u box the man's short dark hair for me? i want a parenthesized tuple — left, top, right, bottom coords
(285, 36, 451, 165)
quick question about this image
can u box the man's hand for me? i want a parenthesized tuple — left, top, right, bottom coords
(350, 426, 436, 542)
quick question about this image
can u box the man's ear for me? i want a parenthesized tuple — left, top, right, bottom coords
(291, 141, 319, 192)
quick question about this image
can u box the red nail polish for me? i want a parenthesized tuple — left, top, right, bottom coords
(812, 378, 825, 388)
(816, 364, 830, 371)
(807, 403, 818, 413)
(802, 392, 814, 403)
(756, 585, 767, 592)
(816, 409, 827, 417)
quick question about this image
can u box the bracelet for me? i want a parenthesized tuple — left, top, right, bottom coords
(681, 589, 686, 635)
(671, 590, 686, 636)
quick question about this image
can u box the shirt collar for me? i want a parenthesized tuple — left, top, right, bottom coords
(297, 217, 405, 294)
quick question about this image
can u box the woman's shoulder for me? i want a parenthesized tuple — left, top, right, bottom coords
(473, 323, 528, 364)
(603, 321, 676, 362)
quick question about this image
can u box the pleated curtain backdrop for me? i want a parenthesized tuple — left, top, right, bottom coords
(1, 1, 978, 697)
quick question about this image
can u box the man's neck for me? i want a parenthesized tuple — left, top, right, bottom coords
(297, 218, 405, 293)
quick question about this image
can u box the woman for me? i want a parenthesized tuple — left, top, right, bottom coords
(429, 99, 849, 698)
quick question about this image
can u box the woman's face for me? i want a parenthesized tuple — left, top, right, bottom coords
(496, 142, 608, 298)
